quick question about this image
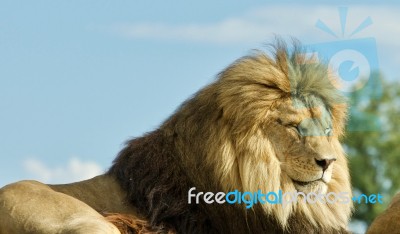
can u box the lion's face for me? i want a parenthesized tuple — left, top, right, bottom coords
(267, 96, 337, 194)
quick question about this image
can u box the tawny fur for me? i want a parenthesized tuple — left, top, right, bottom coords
(367, 192, 400, 234)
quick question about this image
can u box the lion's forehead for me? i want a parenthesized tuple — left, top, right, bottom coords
(281, 96, 333, 136)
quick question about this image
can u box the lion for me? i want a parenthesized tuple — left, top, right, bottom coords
(0, 40, 353, 233)
(367, 192, 400, 234)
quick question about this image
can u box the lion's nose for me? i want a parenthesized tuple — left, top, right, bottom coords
(315, 158, 336, 171)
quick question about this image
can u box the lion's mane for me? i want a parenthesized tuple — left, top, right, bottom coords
(108, 40, 352, 233)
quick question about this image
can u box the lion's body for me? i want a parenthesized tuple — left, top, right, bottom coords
(0, 41, 353, 233)
(367, 192, 400, 234)
(0, 179, 121, 234)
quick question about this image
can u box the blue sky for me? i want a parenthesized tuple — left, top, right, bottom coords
(1, 0, 400, 182)
(1, 1, 399, 232)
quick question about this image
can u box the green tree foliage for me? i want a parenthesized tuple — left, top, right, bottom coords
(344, 72, 400, 224)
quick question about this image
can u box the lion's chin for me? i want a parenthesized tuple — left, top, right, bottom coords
(292, 179, 328, 194)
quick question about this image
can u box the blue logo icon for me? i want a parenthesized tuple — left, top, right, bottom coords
(304, 7, 381, 132)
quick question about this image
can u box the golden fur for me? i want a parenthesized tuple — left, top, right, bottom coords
(367, 192, 400, 234)
(0, 180, 121, 234)
(0, 40, 353, 233)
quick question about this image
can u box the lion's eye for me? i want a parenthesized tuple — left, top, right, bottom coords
(276, 119, 300, 134)
(288, 124, 299, 133)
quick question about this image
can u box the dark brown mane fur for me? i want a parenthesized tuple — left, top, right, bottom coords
(107, 131, 347, 234)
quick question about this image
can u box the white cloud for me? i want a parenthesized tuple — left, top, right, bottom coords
(110, 5, 400, 79)
(23, 157, 103, 184)
(111, 6, 399, 45)
(112, 5, 319, 44)
(114, 20, 266, 44)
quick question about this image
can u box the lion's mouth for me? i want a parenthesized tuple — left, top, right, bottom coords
(292, 178, 324, 186)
